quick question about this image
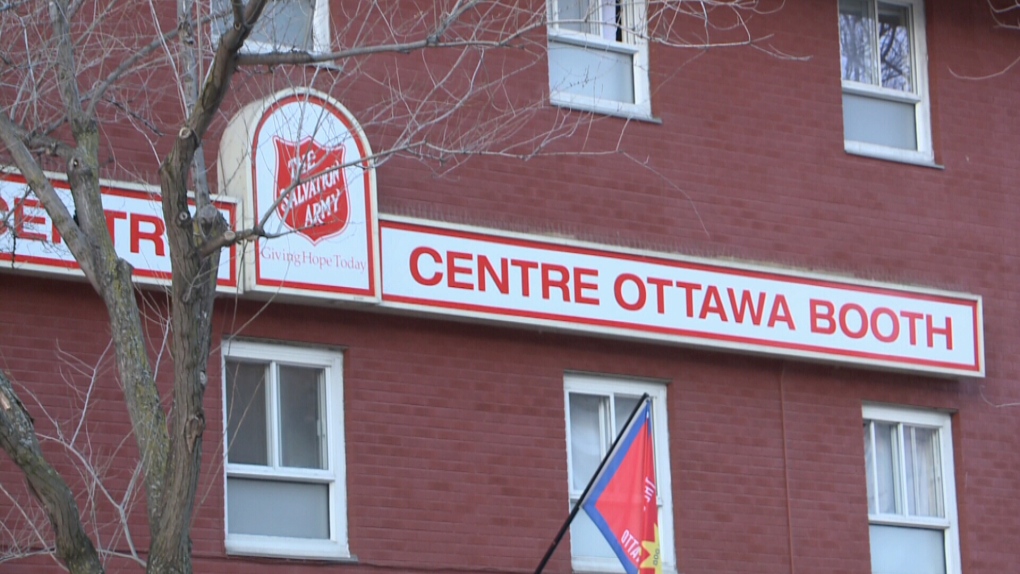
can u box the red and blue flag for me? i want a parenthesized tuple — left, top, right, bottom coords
(581, 399, 661, 574)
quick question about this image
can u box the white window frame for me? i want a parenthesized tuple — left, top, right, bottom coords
(212, 0, 331, 55)
(862, 404, 961, 574)
(564, 373, 675, 574)
(839, 0, 934, 165)
(547, 0, 652, 118)
(221, 340, 349, 560)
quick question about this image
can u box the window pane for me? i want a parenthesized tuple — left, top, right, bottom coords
(877, 3, 913, 91)
(227, 478, 329, 538)
(211, 0, 316, 51)
(904, 426, 943, 518)
(868, 421, 898, 514)
(569, 503, 620, 560)
(570, 392, 626, 564)
(869, 524, 946, 574)
(249, 0, 315, 51)
(599, 0, 620, 42)
(557, 0, 595, 34)
(569, 393, 605, 491)
(279, 365, 326, 469)
(555, 0, 621, 39)
(842, 92, 917, 150)
(225, 361, 269, 466)
(548, 41, 635, 104)
(839, 0, 877, 84)
(614, 395, 641, 436)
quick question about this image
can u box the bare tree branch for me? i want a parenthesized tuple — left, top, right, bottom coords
(0, 371, 104, 574)
(85, 25, 182, 120)
(0, 111, 98, 288)
(989, 0, 1020, 29)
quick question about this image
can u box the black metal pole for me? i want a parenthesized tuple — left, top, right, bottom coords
(533, 393, 651, 574)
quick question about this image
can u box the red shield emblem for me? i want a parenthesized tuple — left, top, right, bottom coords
(273, 136, 351, 243)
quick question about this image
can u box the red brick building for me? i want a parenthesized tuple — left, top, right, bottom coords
(2, 1, 1019, 573)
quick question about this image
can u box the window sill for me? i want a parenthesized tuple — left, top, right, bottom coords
(226, 535, 353, 561)
(869, 514, 952, 529)
(842, 79, 921, 104)
(548, 29, 641, 54)
(571, 563, 678, 574)
(235, 47, 342, 69)
(550, 94, 661, 124)
(844, 142, 943, 169)
(573, 570, 679, 574)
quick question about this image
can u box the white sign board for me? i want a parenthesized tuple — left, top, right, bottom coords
(380, 217, 984, 377)
(0, 174, 237, 288)
(219, 88, 379, 301)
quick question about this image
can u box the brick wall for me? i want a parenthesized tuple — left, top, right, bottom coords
(3, 0, 1020, 572)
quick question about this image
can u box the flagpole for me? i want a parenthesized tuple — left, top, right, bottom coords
(533, 393, 651, 574)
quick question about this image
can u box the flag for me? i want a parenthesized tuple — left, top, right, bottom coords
(581, 399, 661, 574)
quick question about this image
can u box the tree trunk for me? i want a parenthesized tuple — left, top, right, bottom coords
(144, 131, 225, 574)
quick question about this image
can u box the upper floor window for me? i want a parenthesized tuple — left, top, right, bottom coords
(564, 374, 675, 573)
(863, 404, 960, 574)
(547, 0, 651, 118)
(213, 0, 330, 54)
(838, 0, 933, 164)
(223, 341, 349, 560)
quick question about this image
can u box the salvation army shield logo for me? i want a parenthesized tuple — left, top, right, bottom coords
(273, 136, 350, 244)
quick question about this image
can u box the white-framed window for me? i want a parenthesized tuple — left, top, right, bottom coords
(564, 374, 675, 573)
(547, 0, 651, 118)
(222, 340, 349, 560)
(838, 0, 933, 164)
(212, 0, 331, 54)
(862, 404, 960, 574)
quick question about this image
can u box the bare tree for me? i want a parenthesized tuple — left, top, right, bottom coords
(0, 1, 783, 573)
